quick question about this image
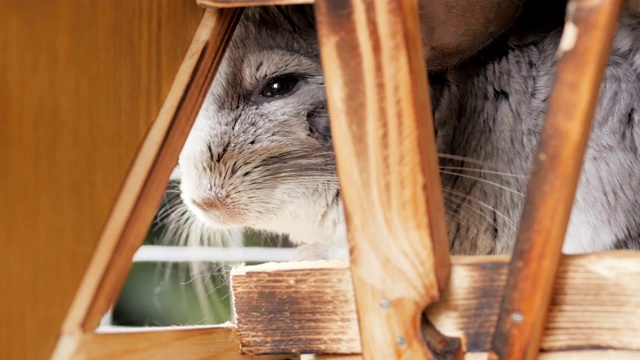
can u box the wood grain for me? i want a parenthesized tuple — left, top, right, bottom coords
(198, 0, 313, 7)
(490, 1, 624, 359)
(318, 352, 640, 360)
(231, 253, 640, 356)
(58, 7, 242, 339)
(232, 261, 360, 355)
(315, 0, 452, 358)
(0, 2, 204, 359)
(59, 326, 296, 360)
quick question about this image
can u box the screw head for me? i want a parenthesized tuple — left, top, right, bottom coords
(512, 311, 524, 324)
(379, 298, 390, 309)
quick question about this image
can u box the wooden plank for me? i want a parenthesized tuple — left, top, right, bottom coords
(318, 352, 640, 360)
(57, 326, 295, 360)
(198, 0, 313, 7)
(232, 261, 360, 355)
(490, 1, 624, 359)
(58, 7, 242, 339)
(231, 253, 640, 355)
(0, 1, 204, 359)
(315, 0, 452, 358)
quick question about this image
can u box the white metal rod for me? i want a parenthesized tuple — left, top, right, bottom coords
(132, 245, 295, 263)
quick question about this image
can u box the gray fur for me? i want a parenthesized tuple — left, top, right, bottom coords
(177, 6, 640, 259)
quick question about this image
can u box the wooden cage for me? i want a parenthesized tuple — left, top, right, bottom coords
(3, 0, 640, 359)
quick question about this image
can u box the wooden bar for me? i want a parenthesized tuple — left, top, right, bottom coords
(57, 7, 243, 340)
(490, 1, 624, 359)
(318, 352, 640, 360)
(56, 326, 295, 360)
(231, 252, 640, 355)
(232, 261, 360, 355)
(315, 0, 452, 358)
(198, 0, 313, 7)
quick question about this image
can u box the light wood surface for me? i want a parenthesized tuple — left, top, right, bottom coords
(65, 326, 294, 360)
(490, 1, 624, 359)
(231, 253, 640, 356)
(318, 351, 640, 360)
(0, 2, 204, 359)
(315, 0, 452, 358)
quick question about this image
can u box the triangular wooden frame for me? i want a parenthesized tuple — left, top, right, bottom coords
(50, 1, 640, 359)
(52, 8, 256, 360)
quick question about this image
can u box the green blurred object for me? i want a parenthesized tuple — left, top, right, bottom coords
(113, 262, 232, 326)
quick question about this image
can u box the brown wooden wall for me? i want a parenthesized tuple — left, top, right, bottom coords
(0, 2, 204, 359)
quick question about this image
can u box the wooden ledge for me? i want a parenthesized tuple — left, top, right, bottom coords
(55, 325, 296, 360)
(317, 351, 640, 360)
(197, 0, 313, 8)
(231, 252, 640, 355)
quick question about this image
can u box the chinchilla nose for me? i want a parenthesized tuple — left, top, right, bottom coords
(192, 195, 228, 212)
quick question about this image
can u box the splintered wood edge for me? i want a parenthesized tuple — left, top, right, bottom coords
(55, 326, 296, 360)
(55, 7, 243, 348)
(198, 0, 313, 8)
(231, 252, 640, 355)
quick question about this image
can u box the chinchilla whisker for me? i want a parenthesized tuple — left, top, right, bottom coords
(442, 187, 517, 230)
(439, 170, 525, 197)
(438, 166, 528, 179)
(443, 199, 486, 232)
(437, 153, 494, 167)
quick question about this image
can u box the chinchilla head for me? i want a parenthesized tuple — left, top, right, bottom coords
(178, 6, 344, 248)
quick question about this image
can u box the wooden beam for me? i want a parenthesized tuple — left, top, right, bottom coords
(197, 0, 313, 7)
(318, 352, 640, 360)
(315, 0, 452, 358)
(490, 1, 624, 359)
(56, 326, 295, 360)
(232, 261, 360, 355)
(58, 7, 243, 339)
(231, 253, 640, 355)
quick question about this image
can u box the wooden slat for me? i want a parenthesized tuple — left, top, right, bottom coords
(0, 1, 204, 359)
(197, 0, 312, 7)
(231, 253, 640, 355)
(318, 352, 640, 360)
(56, 326, 295, 360)
(315, 0, 452, 358)
(232, 261, 360, 355)
(58, 7, 243, 338)
(490, 1, 624, 359)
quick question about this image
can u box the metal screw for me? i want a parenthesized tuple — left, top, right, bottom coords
(396, 336, 406, 347)
(379, 298, 390, 309)
(512, 311, 524, 324)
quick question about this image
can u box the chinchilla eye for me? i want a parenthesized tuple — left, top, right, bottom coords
(259, 74, 300, 98)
